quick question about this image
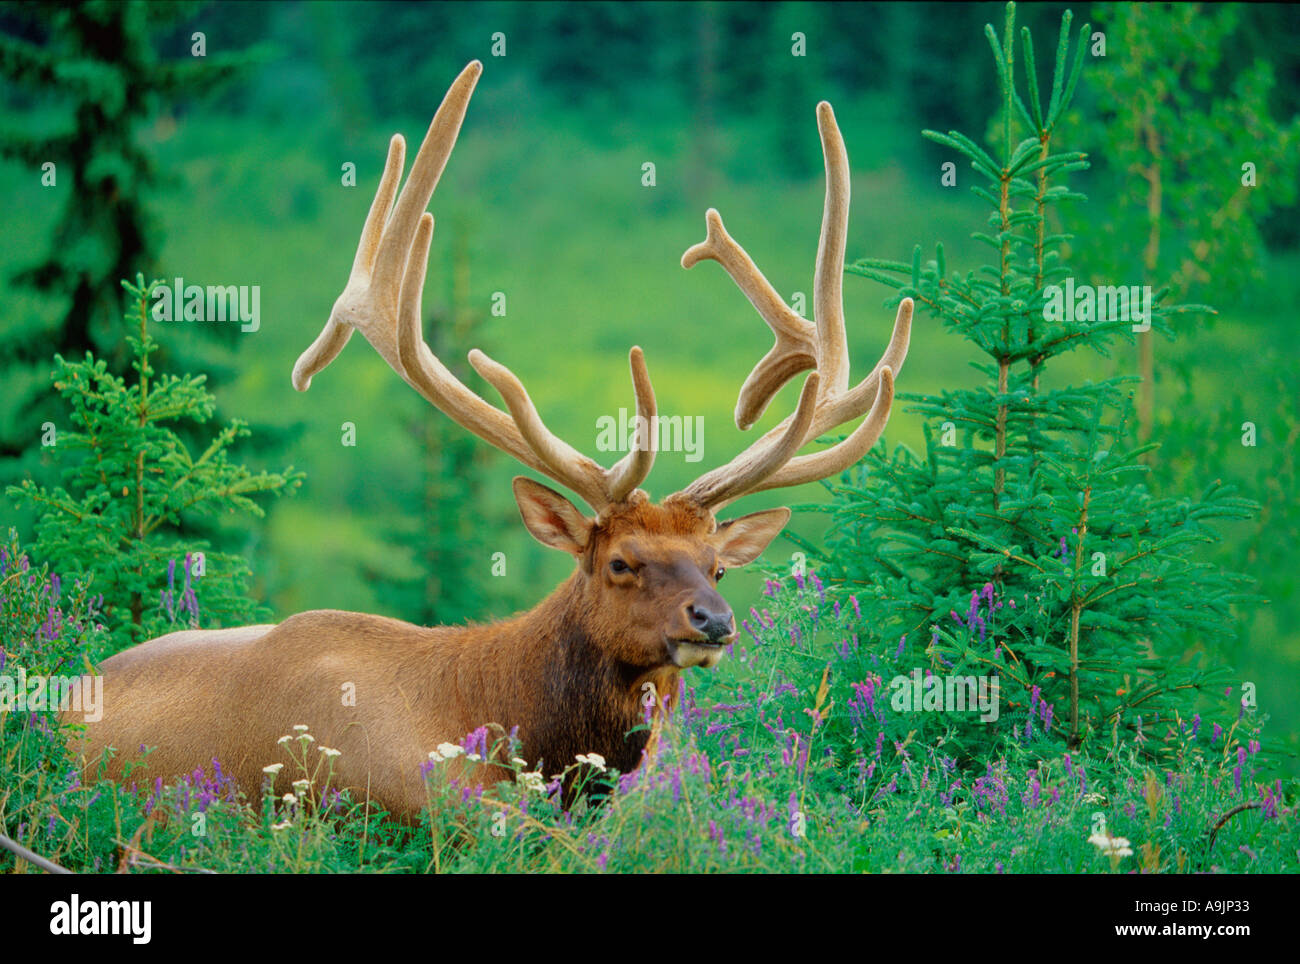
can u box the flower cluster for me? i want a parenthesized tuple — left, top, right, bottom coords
(158, 554, 200, 628)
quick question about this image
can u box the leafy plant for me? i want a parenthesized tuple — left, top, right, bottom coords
(0, 532, 128, 874)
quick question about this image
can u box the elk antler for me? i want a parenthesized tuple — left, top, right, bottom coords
(670, 101, 913, 512)
(292, 61, 657, 514)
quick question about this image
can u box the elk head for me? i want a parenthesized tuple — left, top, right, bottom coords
(292, 60, 912, 679)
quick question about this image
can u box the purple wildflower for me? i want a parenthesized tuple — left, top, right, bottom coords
(1023, 771, 1041, 809)
(1261, 783, 1279, 819)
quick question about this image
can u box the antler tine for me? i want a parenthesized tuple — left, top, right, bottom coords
(466, 350, 614, 513)
(370, 60, 483, 297)
(809, 296, 911, 434)
(298, 60, 659, 516)
(715, 366, 895, 512)
(606, 347, 658, 502)
(672, 100, 912, 513)
(289, 132, 407, 393)
(394, 212, 553, 474)
(462, 348, 660, 514)
(395, 221, 659, 515)
(462, 345, 659, 513)
(681, 209, 816, 431)
(351, 134, 405, 283)
(812, 100, 852, 398)
(674, 373, 821, 509)
(293, 60, 482, 391)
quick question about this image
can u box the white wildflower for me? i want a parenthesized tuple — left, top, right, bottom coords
(262, 763, 284, 775)
(575, 752, 607, 770)
(1088, 832, 1133, 857)
(319, 746, 342, 758)
(276, 735, 292, 746)
(517, 770, 547, 793)
(292, 779, 311, 794)
(292, 724, 309, 733)
(271, 820, 292, 831)
(436, 742, 465, 759)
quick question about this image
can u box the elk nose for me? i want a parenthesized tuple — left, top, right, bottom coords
(686, 603, 734, 643)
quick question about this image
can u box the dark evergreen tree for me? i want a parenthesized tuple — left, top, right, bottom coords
(0, 0, 250, 472)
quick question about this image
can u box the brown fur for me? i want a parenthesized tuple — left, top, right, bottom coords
(63, 493, 788, 821)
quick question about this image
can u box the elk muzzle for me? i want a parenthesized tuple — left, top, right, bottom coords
(666, 592, 736, 669)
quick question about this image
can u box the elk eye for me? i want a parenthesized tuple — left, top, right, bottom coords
(715, 567, 726, 582)
(610, 559, 630, 574)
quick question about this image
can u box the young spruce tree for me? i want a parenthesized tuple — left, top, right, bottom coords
(813, 3, 1257, 757)
(7, 277, 302, 654)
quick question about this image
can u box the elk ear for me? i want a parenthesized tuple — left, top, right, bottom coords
(710, 507, 791, 567)
(513, 476, 593, 556)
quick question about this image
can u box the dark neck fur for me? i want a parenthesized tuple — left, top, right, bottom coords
(529, 613, 648, 775)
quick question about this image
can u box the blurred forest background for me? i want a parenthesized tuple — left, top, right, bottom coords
(1, 2, 1297, 767)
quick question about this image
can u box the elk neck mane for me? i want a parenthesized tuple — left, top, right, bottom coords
(429, 497, 706, 774)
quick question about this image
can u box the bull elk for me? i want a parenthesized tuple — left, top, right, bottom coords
(66, 61, 912, 820)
